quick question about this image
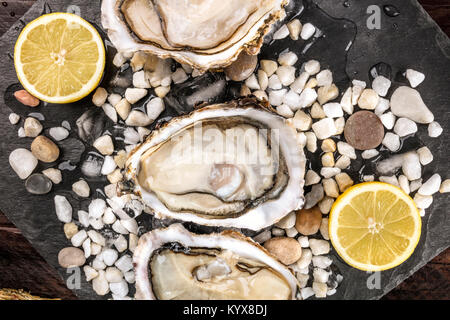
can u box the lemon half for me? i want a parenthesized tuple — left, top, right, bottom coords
(329, 182, 421, 271)
(14, 13, 105, 104)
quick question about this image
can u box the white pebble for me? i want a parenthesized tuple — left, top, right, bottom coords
(110, 280, 129, 297)
(439, 179, 450, 193)
(309, 239, 330, 255)
(398, 175, 410, 194)
(84, 265, 99, 282)
(49, 127, 69, 141)
(323, 103, 343, 118)
(316, 70, 333, 87)
(382, 132, 400, 152)
(379, 112, 396, 130)
(9, 148, 38, 180)
(257, 70, 269, 91)
(301, 23, 316, 40)
(402, 152, 421, 180)
(305, 170, 321, 186)
(273, 24, 289, 40)
(89, 217, 104, 230)
(92, 255, 106, 270)
(283, 90, 302, 110)
(278, 51, 298, 66)
(305, 131, 318, 153)
(298, 88, 318, 108)
(418, 174, 441, 196)
(124, 271, 136, 284)
(363, 175, 375, 182)
(300, 287, 315, 300)
(89, 199, 107, 219)
(428, 121, 442, 138)
(372, 75, 391, 97)
(337, 141, 356, 159)
(121, 218, 139, 234)
(93, 135, 114, 156)
(9, 113, 20, 125)
(374, 97, 390, 115)
(72, 180, 90, 198)
(83, 238, 91, 258)
(112, 52, 126, 67)
(253, 230, 271, 244)
(291, 72, 309, 93)
(103, 207, 117, 225)
(305, 184, 324, 209)
(414, 193, 433, 209)
(77, 210, 89, 228)
(276, 66, 296, 86)
(362, 149, 379, 159)
(101, 156, 117, 176)
(102, 248, 119, 266)
(269, 89, 287, 106)
(394, 118, 418, 137)
(275, 212, 296, 229)
(335, 155, 351, 170)
(54, 195, 72, 223)
(320, 167, 341, 179)
(312, 282, 328, 298)
(410, 179, 423, 192)
(312, 256, 332, 269)
(92, 270, 109, 296)
(296, 249, 312, 269)
(313, 268, 330, 283)
(304, 60, 320, 75)
(132, 71, 150, 89)
(406, 69, 425, 88)
(88, 230, 106, 246)
(106, 267, 123, 283)
(417, 147, 433, 165)
(268, 74, 282, 90)
(276, 104, 294, 118)
(298, 236, 309, 248)
(108, 93, 122, 107)
(112, 220, 129, 234)
(125, 88, 147, 104)
(115, 254, 133, 273)
(92, 87, 108, 107)
(71, 230, 88, 247)
(340, 87, 353, 115)
(312, 118, 337, 140)
(245, 74, 260, 90)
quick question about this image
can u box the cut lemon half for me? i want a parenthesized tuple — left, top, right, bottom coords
(329, 182, 421, 271)
(14, 13, 105, 104)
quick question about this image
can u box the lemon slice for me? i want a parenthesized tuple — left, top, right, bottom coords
(14, 13, 105, 104)
(329, 182, 421, 271)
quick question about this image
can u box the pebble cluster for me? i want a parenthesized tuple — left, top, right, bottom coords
(6, 14, 449, 301)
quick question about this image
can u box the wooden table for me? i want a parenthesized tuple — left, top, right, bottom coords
(0, 0, 449, 300)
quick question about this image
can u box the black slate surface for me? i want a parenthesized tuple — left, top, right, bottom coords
(0, 0, 448, 300)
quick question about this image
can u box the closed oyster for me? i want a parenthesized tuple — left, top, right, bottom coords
(125, 98, 305, 231)
(134, 224, 299, 300)
(102, 0, 289, 71)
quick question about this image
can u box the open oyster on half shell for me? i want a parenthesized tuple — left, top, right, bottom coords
(124, 98, 305, 231)
(134, 224, 299, 300)
(101, 0, 289, 71)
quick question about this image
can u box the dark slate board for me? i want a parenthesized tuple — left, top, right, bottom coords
(0, 0, 449, 300)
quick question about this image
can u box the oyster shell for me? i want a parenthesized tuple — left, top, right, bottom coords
(134, 224, 299, 300)
(125, 98, 305, 231)
(102, 0, 289, 71)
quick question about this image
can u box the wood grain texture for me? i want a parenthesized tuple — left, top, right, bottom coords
(0, 0, 448, 300)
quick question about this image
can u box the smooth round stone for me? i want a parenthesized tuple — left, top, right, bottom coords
(58, 247, 86, 268)
(344, 111, 384, 150)
(25, 173, 52, 195)
(264, 237, 302, 265)
(31, 135, 60, 163)
(224, 52, 258, 82)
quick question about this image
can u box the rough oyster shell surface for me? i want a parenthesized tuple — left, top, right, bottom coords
(101, 0, 289, 71)
(134, 224, 299, 300)
(125, 99, 306, 231)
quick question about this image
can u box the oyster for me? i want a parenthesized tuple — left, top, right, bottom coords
(134, 224, 299, 300)
(125, 98, 305, 231)
(102, 0, 289, 71)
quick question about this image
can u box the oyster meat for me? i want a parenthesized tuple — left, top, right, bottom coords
(125, 99, 305, 230)
(102, 0, 289, 71)
(134, 224, 299, 300)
